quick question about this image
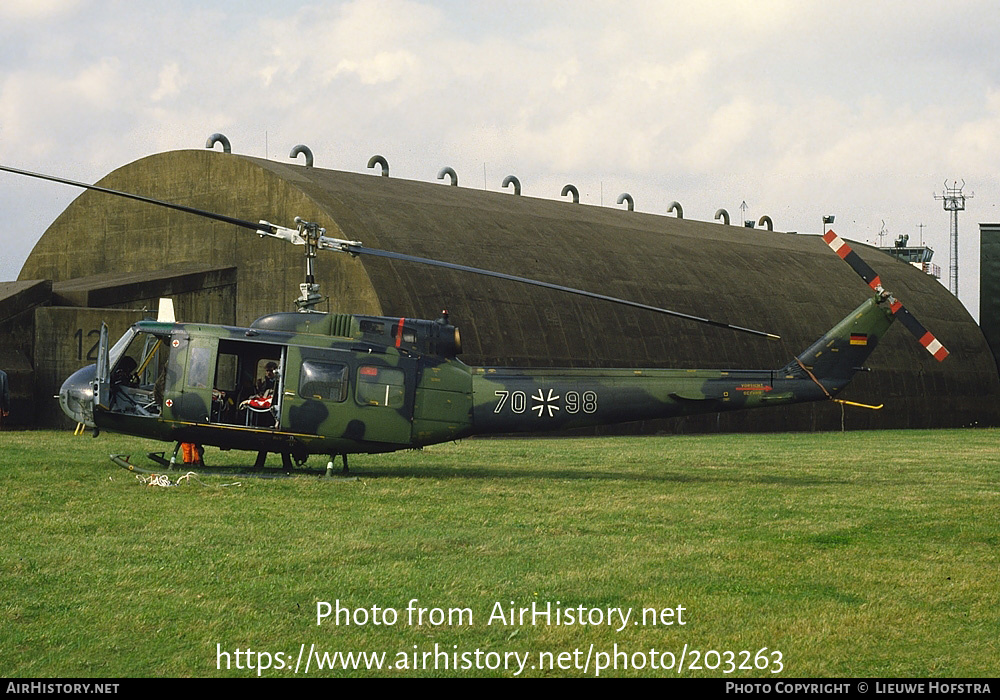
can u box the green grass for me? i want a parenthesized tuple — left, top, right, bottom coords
(1, 429, 998, 677)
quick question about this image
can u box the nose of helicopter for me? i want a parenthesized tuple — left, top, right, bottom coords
(59, 364, 97, 427)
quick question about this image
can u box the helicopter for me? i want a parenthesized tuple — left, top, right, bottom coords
(0, 164, 948, 475)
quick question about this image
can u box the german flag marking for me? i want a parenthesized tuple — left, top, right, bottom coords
(850, 334, 868, 346)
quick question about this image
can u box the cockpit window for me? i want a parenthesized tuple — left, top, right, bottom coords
(107, 330, 171, 417)
(111, 331, 169, 388)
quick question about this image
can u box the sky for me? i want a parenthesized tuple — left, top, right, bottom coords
(1, 0, 998, 319)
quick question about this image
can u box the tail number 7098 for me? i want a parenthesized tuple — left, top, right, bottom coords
(494, 389, 598, 416)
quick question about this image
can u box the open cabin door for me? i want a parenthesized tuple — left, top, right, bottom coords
(93, 323, 110, 411)
(164, 335, 288, 429)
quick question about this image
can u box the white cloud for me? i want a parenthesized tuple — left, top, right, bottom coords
(151, 63, 183, 102)
(329, 50, 419, 85)
(0, 0, 84, 21)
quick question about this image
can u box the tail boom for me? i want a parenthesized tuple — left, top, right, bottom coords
(469, 296, 895, 435)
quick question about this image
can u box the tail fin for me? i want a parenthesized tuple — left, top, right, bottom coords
(781, 296, 894, 396)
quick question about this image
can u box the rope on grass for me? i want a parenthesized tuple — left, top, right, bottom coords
(135, 471, 240, 488)
(137, 473, 174, 488)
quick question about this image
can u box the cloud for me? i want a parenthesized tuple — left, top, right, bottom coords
(151, 63, 184, 102)
(0, 0, 84, 21)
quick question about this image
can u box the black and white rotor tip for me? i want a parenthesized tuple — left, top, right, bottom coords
(823, 230, 949, 362)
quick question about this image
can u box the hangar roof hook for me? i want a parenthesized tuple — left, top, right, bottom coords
(368, 155, 389, 177)
(714, 208, 730, 225)
(205, 133, 231, 154)
(667, 201, 683, 219)
(561, 184, 579, 203)
(758, 215, 774, 231)
(289, 145, 313, 167)
(437, 167, 458, 186)
(502, 175, 521, 195)
(617, 193, 634, 211)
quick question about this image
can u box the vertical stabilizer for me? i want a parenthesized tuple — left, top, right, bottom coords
(782, 296, 894, 395)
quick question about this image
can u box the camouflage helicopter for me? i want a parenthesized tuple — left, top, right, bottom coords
(1, 165, 948, 475)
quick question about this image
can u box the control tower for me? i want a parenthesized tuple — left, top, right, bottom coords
(878, 234, 941, 279)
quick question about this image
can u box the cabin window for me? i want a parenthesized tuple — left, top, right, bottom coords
(108, 328, 137, 370)
(300, 361, 348, 402)
(186, 343, 213, 389)
(356, 365, 405, 408)
(215, 353, 239, 393)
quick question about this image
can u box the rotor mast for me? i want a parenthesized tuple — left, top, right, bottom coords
(295, 217, 324, 312)
(254, 216, 362, 313)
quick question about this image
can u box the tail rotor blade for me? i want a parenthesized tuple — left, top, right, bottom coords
(822, 230, 883, 291)
(889, 299, 950, 362)
(822, 229, 949, 362)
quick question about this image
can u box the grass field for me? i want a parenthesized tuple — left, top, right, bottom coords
(1, 428, 998, 678)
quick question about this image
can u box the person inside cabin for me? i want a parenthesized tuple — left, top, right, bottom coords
(241, 361, 279, 427)
(256, 361, 278, 397)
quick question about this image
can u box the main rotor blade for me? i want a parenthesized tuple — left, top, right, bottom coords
(3, 162, 779, 340)
(344, 245, 780, 339)
(0, 164, 272, 235)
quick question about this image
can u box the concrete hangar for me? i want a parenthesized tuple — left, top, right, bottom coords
(2, 145, 998, 432)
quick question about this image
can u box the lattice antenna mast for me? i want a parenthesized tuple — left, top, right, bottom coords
(935, 179, 972, 297)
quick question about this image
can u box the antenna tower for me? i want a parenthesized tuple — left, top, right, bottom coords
(934, 179, 972, 297)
